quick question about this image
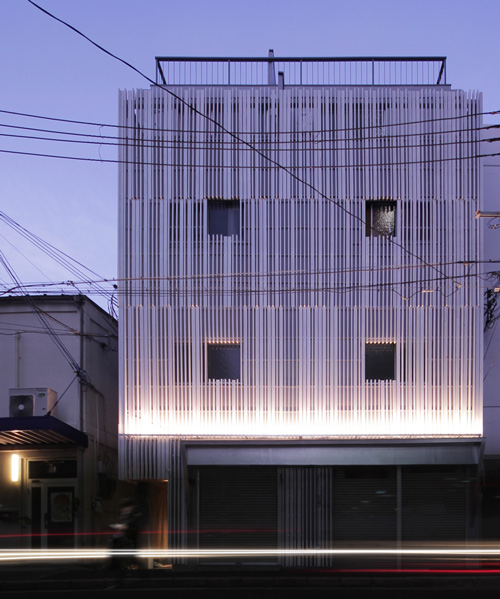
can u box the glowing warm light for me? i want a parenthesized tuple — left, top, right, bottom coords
(123, 413, 482, 438)
(11, 454, 19, 483)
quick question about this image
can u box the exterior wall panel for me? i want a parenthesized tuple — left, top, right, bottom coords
(118, 82, 482, 511)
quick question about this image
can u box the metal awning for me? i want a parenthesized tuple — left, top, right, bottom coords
(0, 416, 88, 449)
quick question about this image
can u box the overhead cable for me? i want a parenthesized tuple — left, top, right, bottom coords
(0, 106, 496, 136)
(25, 0, 489, 290)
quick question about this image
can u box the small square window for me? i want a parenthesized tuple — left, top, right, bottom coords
(365, 343, 396, 381)
(207, 343, 241, 381)
(208, 200, 240, 236)
(366, 201, 396, 237)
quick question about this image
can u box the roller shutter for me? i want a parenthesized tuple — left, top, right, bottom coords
(401, 465, 469, 541)
(332, 466, 398, 541)
(199, 466, 278, 552)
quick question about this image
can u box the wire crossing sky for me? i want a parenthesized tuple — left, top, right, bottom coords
(1, 0, 500, 312)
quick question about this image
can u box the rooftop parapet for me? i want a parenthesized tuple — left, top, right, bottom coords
(155, 53, 447, 87)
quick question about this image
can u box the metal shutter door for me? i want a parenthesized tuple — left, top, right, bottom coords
(401, 466, 468, 541)
(332, 466, 398, 541)
(199, 466, 278, 551)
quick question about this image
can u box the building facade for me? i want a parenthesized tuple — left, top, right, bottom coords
(0, 295, 121, 548)
(480, 136, 500, 538)
(119, 56, 483, 563)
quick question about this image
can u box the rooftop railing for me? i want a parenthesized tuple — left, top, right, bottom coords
(155, 54, 447, 87)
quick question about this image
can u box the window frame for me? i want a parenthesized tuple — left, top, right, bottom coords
(207, 199, 241, 237)
(206, 342, 241, 382)
(366, 200, 397, 237)
(365, 342, 396, 381)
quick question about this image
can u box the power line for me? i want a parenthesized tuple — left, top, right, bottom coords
(46, 374, 78, 416)
(0, 268, 491, 299)
(0, 211, 102, 278)
(1, 259, 496, 287)
(0, 251, 85, 377)
(0, 231, 52, 281)
(24, 0, 488, 294)
(0, 210, 117, 311)
(0, 115, 493, 146)
(0, 128, 495, 154)
(0, 108, 494, 147)
(1, 192, 493, 302)
(1, 146, 497, 169)
(0, 321, 116, 340)
(0, 106, 497, 137)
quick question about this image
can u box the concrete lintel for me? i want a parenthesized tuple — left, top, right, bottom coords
(184, 439, 483, 467)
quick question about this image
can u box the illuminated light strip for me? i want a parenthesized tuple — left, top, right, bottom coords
(3, 548, 500, 562)
(11, 454, 19, 482)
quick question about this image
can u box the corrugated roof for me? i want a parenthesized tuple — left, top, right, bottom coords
(0, 416, 88, 448)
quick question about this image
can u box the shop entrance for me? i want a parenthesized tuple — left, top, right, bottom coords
(30, 482, 76, 548)
(29, 459, 77, 548)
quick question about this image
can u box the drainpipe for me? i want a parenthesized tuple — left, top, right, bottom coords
(15, 332, 21, 387)
(78, 298, 86, 547)
(79, 298, 85, 432)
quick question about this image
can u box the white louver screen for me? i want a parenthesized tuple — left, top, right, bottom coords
(118, 86, 482, 441)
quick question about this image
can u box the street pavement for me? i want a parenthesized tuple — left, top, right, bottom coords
(1, 563, 500, 598)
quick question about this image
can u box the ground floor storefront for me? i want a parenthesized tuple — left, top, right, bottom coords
(126, 438, 484, 567)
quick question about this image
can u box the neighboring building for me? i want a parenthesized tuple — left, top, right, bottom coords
(480, 137, 500, 538)
(0, 295, 121, 548)
(119, 55, 483, 564)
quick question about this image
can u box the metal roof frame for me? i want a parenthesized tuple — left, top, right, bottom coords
(0, 416, 88, 449)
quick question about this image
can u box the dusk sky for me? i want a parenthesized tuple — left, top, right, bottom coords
(1, 0, 499, 313)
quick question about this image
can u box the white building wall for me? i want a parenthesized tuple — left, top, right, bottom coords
(0, 296, 118, 444)
(119, 85, 482, 477)
(0, 299, 82, 428)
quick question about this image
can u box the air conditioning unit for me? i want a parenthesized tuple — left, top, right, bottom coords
(7, 388, 57, 418)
